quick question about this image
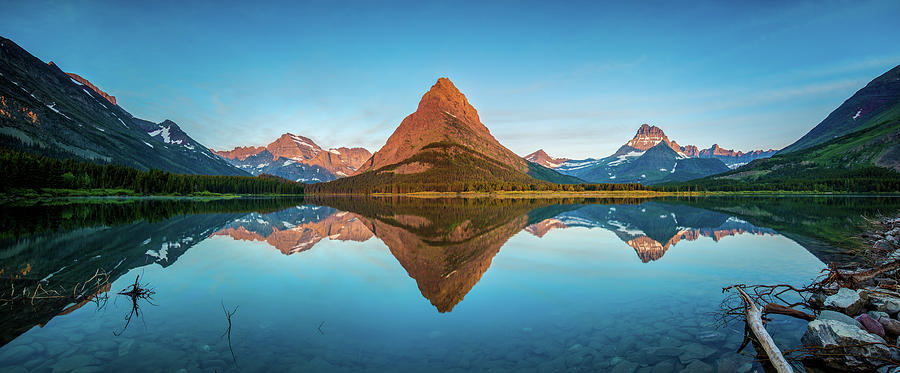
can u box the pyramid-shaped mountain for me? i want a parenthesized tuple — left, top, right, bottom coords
(313, 78, 577, 192)
(357, 78, 526, 173)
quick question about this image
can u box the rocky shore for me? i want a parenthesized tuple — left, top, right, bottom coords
(790, 216, 900, 371)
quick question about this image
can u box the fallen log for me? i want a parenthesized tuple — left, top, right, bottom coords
(736, 286, 794, 373)
(764, 303, 815, 321)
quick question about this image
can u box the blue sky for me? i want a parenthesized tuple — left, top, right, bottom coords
(2, 0, 899, 158)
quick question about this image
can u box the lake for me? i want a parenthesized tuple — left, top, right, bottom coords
(0, 196, 897, 372)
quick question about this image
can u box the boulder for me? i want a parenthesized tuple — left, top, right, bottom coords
(801, 319, 891, 372)
(808, 291, 827, 309)
(818, 310, 863, 329)
(856, 314, 886, 338)
(868, 311, 890, 321)
(879, 317, 900, 336)
(824, 288, 867, 316)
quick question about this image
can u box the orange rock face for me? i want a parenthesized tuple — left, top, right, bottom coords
(214, 133, 371, 176)
(626, 124, 683, 153)
(212, 146, 267, 160)
(63, 71, 117, 105)
(356, 77, 527, 173)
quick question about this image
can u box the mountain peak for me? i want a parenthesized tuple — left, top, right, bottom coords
(356, 77, 525, 173)
(524, 149, 568, 169)
(625, 123, 672, 151)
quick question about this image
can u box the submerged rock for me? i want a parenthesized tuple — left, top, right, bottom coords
(683, 359, 714, 373)
(801, 319, 890, 372)
(824, 288, 866, 316)
(609, 359, 638, 373)
(0, 344, 36, 363)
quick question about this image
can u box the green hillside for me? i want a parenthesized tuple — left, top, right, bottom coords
(526, 162, 585, 184)
(665, 105, 900, 192)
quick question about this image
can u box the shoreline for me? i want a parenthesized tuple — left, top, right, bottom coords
(726, 214, 900, 372)
(1, 188, 898, 204)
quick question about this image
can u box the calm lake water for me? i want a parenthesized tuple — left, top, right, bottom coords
(1, 196, 898, 372)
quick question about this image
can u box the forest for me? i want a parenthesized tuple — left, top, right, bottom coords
(0, 149, 307, 196)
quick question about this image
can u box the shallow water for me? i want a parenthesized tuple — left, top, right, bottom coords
(0, 196, 897, 372)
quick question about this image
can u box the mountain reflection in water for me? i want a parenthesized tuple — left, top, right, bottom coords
(1, 196, 897, 352)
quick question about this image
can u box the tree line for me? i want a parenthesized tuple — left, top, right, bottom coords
(0, 149, 307, 195)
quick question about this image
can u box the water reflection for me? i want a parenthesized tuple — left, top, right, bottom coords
(0, 196, 898, 370)
(528, 203, 777, 263)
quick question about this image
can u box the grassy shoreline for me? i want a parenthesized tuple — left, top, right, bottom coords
(2, 187, 898, 204)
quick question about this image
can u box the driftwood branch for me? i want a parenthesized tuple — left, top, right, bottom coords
(763, 303, 815, 321)
(736, 286, 794, 373)
(824, 260, 900, 288)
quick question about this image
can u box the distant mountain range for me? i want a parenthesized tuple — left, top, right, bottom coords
(0, 37, 244, 176)
(532, 124, 777, 184)
(212, 134, 371, 183)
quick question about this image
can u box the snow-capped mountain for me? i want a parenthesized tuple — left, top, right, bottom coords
(213, 133, 371, 183)
(537, 124, 773, 183)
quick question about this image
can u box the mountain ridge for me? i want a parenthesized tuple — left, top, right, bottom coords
(0, 36, 244, 176)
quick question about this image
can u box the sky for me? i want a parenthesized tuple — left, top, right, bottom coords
(2, 0, 899, 159)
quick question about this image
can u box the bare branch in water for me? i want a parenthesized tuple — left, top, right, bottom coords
(113, 274, 156, 336)
(222, 301, 239, 368)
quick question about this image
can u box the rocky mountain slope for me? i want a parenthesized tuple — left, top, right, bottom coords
(0, 37, 244, 175)
(780, 64, 900, 154)
(212, 133, 371, 183)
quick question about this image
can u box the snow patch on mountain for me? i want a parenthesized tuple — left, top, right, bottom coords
(607, 151, 644, 166)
